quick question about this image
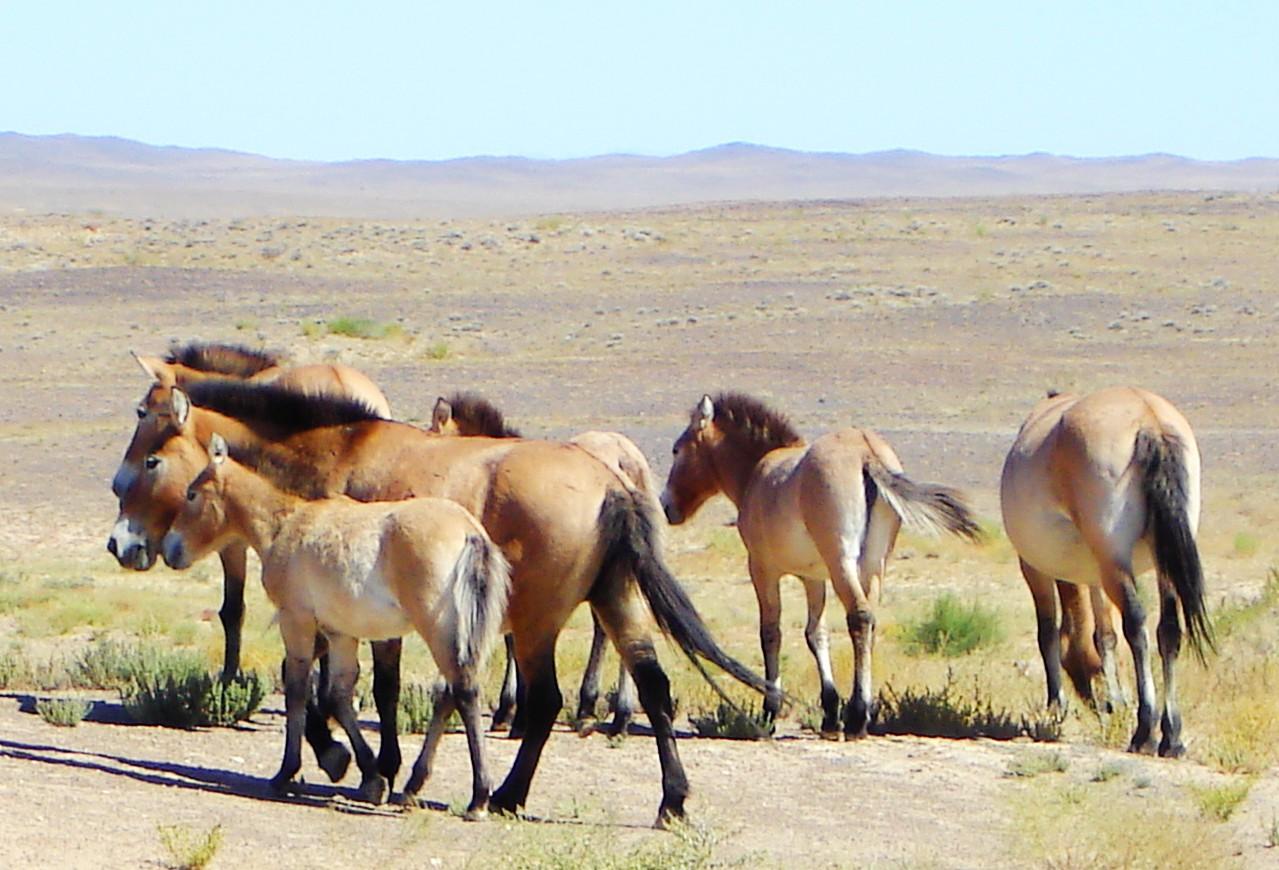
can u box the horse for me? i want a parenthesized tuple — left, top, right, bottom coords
(109, 378, 765, 825)
(109, 342, 398, 788)
(162, 433, 508, 814)
(428, 392, 642, 735)
(660, 393, 981, 738)
(1000, 386, 1212, 756)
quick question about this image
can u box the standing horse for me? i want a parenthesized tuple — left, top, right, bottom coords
(1000, 387, 1212, 756)
(110, 379, 764, 824)
(163, 434, 508, 814)
(109, 342, 397, 787)
(660, 393, 981, 738)
(429, 392, 641, 735)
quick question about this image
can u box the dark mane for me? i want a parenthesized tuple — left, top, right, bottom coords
(185, 379, 384, 435)
(445, 391, 522, 438)
(166, 341, 282, 377)
(710, 392, 804, 454)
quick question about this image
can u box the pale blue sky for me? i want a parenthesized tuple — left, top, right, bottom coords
(2, 1, 1275, 162)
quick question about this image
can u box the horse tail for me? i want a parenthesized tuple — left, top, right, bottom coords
(446, 532, 513, 672)
(1057, 580, 1102, 701)
(864, 463, 983, 542)
(1134, 429, 1214, 661)
(594, 490, 767, 694)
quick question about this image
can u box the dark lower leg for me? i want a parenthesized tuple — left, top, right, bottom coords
(454, 679, 492, 818)
(370, 639, 403, 786)
(577, 614, 608, 723)
(491, 635, 518, 732)
(1118, 584, 1156, 754)
(1037, 615, 1064, 708)
(607, 665, 636, 737)
(631, 656, 689, 827)
(844, 609, 876, 737)
(304, 636, 349, 781)
(404, 687, 457, 801)
(491, 659, 560, 815)
(272, 653, 311, 793)
(1156, 588, 1184, 758)
(217, 545, 247, 681)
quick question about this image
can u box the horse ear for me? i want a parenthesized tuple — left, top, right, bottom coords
(133, 351, 161, 380)
(431, 397, 453, 433)
(170, 388, 191, 429)
(695, 395, 714, 429)
(209, 433, 228, 466)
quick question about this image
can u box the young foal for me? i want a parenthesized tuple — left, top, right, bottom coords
(163, 434, 509, 814)
(661, 393, 981, 738)
(429, 393, 642, 735)
(1001, 387, 1212, 756)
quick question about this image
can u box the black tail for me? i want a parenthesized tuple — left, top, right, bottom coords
(1134, 429, 1214, 662)
(594, 491, 767, 694)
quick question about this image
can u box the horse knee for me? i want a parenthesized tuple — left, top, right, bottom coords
(846, 609, 875, 638)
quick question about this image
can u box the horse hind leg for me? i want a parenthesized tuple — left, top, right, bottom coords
(576, 612, 610, 728)
(1103, 564, 1158, 755)
(490, 635, 519, 733)
(800, 576, 840, 737)
(490, 639, 563, 817)
(403, 684, 455, 806)
(1022, 561, 1067, 708)
(607, 661, 636, 738)
(749, 558, 785, 723)
(1155, 577, 1186, 758)
(1090, 586, 1126, 713)
(369, 638, 403, 786)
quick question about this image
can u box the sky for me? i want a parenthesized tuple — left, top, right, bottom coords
(2, 1, 1276, 163)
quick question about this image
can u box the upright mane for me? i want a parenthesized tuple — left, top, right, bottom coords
(185, 379, 385, 435)
(445, 391, 522, 438)
(710, 392, 804, 454)
(166, 341, 282, 377)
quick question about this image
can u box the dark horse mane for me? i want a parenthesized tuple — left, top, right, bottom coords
(444, 391, 522, 438)
(710, 392, 804, 455)
(166, 341, 283, 378)
(185, 379, 384, 435)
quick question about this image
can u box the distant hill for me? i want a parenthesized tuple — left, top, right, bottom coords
(2, 132, 1277, 219)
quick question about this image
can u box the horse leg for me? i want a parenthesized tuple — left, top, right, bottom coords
(576, 612, 609, 727)
(403, 686, 457, 806)
(216, 543, 248, 680)
(1021, 560, 1065, 708)
(452, 673, 492, 819)
(1155, 576, 1186, 758)
(304, 633, 352, 782)
(490, 635, 518, 732)
(490, 639, 561, 817)
(823, 544, 874, 738)
(1104, 566, 1158, 754)
(325, 635, 388, 805)
(271, 611, 318, 795)
(799, 575, 840, 737)
(607, 660, 636, 738)
(1090, 586, 1125, 712)
(369, 638, 403, 787)
(749, 558, 785, 722)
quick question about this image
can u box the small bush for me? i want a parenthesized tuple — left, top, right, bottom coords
(1006, 750, 1070, 778)
(325, 317, 402, 340)
(0, 645, 35, 689)
(900, 593, 1004, 656)
(873, 673, 1057, 741)
(398, 681, 461, 734)
(158, 822, 223, 870)
(689, 699, 771, 740)
(36, 697, 92, 727)
(422, 340, 450, 361)
(1190, 779, 1253, 822)
(1090, 761, 1125, 783)
(1232, 532, 1260, 558)
(1213, 568, 1279, 639)
(71, 637, 149, 689)
(121, 648, 265, 728)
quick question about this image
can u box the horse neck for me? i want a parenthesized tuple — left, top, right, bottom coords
(706, 433, 771, 508)
(220, 461, 299, 556)
(191, 406, 260, 450)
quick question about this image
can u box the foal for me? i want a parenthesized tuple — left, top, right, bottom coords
(163, 434, 509, 813)
(661, 393, 981, 737)
(1001, 387, 1211, 756)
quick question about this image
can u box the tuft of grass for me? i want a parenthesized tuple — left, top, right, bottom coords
(873, 672, 1054, 740)
(496, 816, 741, 870)
(688, 699, 771, 740)
(120, 647, 265, 728)
(158, 822, 223, 870)
(900, 593, 1004, 656)
(1006, 750, 1070, 778)
(1266, 814, 1279, 849)
(397, 681, 461, 734)
(0, 644, 36, 689)
(1212, 568, 1279, 639)
(1090, 761, 1125, 783)
(1232, 531, 1260, 558)
(422, 340, 450, 361)
(1189, 778, 1253, 822)
(325, 316, 403, 340)
(36, 696, 92, 727)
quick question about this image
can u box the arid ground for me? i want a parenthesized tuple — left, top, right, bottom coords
(2, 191, 1278, 868)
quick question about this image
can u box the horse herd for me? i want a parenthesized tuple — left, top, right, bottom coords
(104, 342, 1211, 827)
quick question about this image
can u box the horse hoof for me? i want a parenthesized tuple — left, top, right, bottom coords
(819, 728, 843, 742)
(317, 744, 352, 783)
(1127, 740, 1157, 756)
(488, 719, 511, 733)
(268, 775, 296, 796)
(463, 806, 488, 822)
(401, 789, 428, 810)
(357, 774, 389, 805)
(1158, 740, 1186, 759)
(654, 803, 686, 830)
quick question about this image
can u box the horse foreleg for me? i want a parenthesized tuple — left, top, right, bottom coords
(750, 558, 784, 722)
(490, 643, 561, 817)
(327, 635, 388, 804)
(305, 634, 352, 782)
(490, 635, 518, 732)
(369, 638, 402, 786)
(800, 576, 840, 737)
(576, 612, 609, 727)
(1155, 578, 1186, 758)
(271, 612, 317, 795)
(217, 544, 248, 680)
(1022, 560, 1066, 708)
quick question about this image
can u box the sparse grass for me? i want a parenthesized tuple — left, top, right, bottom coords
(1005, 749, 1070, 778)
(1090, 761, 1125, 783)
(899, 593, 1004, 656)
(157, 822, 223, 870)
(233, 318, 257, 331)
(397, 680, 461, 734)
(120, 647, 265, 728)
(688, 698, 771, 740)
(324, 316, 404, 340)
(422, 339, 451, 361)
(1189, 778, 1253, 822)
(872, 673, 1058, 740)
(1212, 567, 1279, 638)
(35, 696, 92, 727)
(1266, 814, 1279, 849)
(493, 817, 745, 870)
(1232, 531, 1260, 558)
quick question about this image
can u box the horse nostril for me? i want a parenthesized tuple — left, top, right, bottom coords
(107, 537, 118, 556)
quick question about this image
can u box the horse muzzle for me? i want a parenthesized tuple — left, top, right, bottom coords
(109, 517, 156, 571)
(160, 533, 190, 570)
(659, 492, 684, 526)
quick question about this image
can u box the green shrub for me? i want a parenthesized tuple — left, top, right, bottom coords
(0, 644, 35, 689)
(36, 696, 92, 727)
(121, 648, 265, 728)
(873, 673, 1056, 741)
(71, 637, 149, 689)
(158, 822, 223, 870)
(901, 593, 1004, 656)
(1190, 779, 1253, 822)
(325, 317, 403, 340)
(689, 699, 771, 740)
(398, 680, 460, 734)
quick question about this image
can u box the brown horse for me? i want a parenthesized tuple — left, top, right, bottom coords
(429, 392, 642, 735)
(1000, 387, 1211, 756)
(110, 379, 765, 824)
(163, 433, 509, 813)
(661, 393, 981, 738)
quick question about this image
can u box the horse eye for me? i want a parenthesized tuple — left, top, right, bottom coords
(144, 455, 160, 470)
(136, 407, 147, 420)
(186, 489, 198, 502)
